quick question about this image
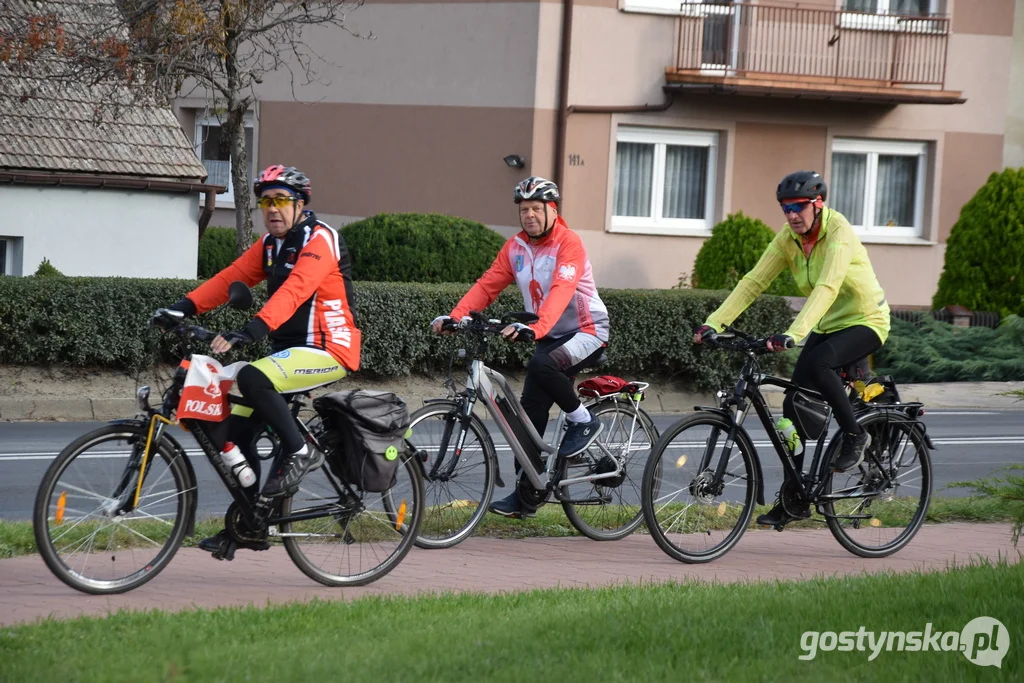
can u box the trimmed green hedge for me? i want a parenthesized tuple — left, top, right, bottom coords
(0, 278, 793, 390)
(198, 227, 238, 280)
(340, 213, 506, 283)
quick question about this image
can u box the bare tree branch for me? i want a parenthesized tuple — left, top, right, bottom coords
(0, 0, 369, 253)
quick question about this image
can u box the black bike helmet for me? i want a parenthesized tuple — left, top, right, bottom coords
(776, 170, 828, 203)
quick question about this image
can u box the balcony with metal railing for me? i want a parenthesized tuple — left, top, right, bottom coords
(666, 2, 964, 104)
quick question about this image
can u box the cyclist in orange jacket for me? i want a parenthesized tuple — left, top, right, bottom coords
(153, 165, 360, 554)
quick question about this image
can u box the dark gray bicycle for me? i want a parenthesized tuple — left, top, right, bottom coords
(408, 311, 659, 548)
(641, 328, 934, 563)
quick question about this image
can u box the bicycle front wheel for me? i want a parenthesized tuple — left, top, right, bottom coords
(33, 423, 194, 594)
(281, 450, 424, 586)
(560, 401, 658, 541)
(408, 402, 497, 549)
(641, 412, 757, 563)
(822, 411, 933, 558)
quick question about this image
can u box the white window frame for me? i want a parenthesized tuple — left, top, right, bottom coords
(0, 237, 12, 275)
(620, 0, 735, 18)
(839, 0, 946, 32)
(610, 127, 718, 236)
(195, 112, 255, 209)
(620, 0, 693, 17)
(831, 138, 928, 239)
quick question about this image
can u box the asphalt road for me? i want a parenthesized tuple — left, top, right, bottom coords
(2, 410, 1022, 521)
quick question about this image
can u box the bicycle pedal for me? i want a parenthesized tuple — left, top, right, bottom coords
(212, 541, 238, 561)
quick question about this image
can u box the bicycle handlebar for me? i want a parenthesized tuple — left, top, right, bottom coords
(704, 328, 787, 355)
(441, 311, 534, 341)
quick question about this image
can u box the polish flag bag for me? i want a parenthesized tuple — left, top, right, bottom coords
(176, 355, 248, 422)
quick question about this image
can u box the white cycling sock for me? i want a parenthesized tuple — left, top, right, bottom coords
(566, 405, 591, 424)
(291, 444, 310, 457)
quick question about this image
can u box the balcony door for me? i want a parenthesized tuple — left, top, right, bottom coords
(697, 0, 739, 72)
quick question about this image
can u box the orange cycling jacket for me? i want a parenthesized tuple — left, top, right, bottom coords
(185, 212, 361, 371)
(450, 217, 610, 341)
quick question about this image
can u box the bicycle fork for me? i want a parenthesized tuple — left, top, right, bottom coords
(430, 392, 506, 489)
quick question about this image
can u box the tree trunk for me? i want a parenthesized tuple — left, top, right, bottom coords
(226, 103, 253, 257)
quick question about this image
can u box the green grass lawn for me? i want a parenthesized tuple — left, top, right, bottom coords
(0, 562, 1020, 682)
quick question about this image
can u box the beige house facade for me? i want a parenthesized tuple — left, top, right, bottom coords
(176, 0, 1016, 307)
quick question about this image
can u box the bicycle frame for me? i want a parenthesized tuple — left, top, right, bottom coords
(458, 358, 637, 492)
(124, 367, 359, 537)
(697, 348, 931, 512)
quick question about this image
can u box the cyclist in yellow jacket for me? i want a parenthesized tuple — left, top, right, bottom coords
(694, 170, 891, 527)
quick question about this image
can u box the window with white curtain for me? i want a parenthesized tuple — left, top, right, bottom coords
(0, 236, 22, 276)
(842, 0, 943, 16)
(612, 128, 718, 234)
(840, 0, 946, 30)
(830, 138, 928, 239)
(195, 112, 255, 208)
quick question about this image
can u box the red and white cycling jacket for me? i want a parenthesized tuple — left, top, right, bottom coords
(450, 217, 609, 341)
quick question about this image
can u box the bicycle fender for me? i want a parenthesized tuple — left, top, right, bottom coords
(693, 407, 766, 506)
(108, 418, 200, 536)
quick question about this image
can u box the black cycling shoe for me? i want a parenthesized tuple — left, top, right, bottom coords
(263, 446, 319, 498)
(487, 491, 537, 520)
(756, 501, 810, 528)
(558, 412, 604, 458)
(197, 529, 270, 561)
(833, 431, 872, 472)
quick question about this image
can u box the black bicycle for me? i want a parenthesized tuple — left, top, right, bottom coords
(641, 328, 934, 563)
(33, 283, 424, 594)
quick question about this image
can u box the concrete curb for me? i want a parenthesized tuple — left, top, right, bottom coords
(2, 381, 1021, 421)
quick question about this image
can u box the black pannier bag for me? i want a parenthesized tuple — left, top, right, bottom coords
(313, 390, 411, 492)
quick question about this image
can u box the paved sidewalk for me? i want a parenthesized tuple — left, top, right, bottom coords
(0, 523, 1016, 628)
(1, 376, 1022, 421)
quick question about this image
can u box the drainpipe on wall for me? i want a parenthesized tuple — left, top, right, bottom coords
(552, 0, 676, 187)
(555, 93, 676, 188)
(566, 93, 676, 116)
(553, 0, 575, 189)
(198, 189, 218, 239)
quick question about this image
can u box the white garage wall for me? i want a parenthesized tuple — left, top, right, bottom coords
(2, 185, 199, 278)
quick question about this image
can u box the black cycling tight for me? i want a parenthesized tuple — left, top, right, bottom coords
(784, 325, 883, 441)
(228, 364, 305, 480)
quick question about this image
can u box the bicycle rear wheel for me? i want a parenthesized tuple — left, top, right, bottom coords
(560, 401, 658, 541)
(408, 402, 497, 549)
(281, 450, 424, 586)
(641, 412, 757, 563)
(822, 411, 933, 558)
(33, 423, 194, 594)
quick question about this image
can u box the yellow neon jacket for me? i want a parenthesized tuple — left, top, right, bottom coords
(704, 207, 891, 344)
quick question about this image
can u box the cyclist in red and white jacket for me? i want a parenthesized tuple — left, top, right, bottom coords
(432, 176, 610, 518)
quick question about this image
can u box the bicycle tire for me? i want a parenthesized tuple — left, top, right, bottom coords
(33, 423, 194, 595)
(281, 449, 425, 586)
(641, 412, 757, 563)
(408, 401, 498, 549)
(560, 401, 659, 541)
(822, 410, 933, 558)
